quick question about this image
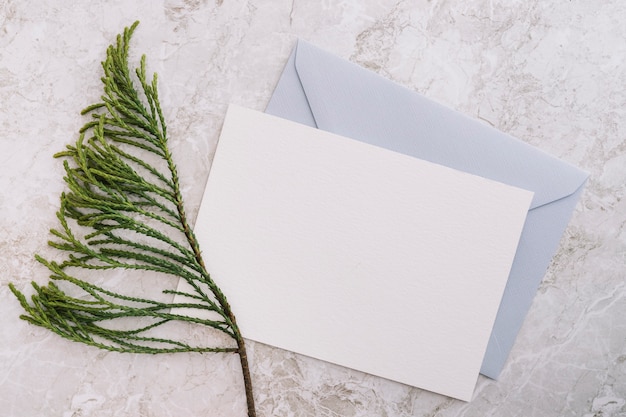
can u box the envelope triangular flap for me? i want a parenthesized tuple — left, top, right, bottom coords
(267, 45, 318, 128)
(291, 40, 587, 210)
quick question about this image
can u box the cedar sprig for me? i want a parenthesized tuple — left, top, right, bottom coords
(9, 21, 256, 417)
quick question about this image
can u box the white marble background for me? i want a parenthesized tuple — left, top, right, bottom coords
(1, 1, 624, 416)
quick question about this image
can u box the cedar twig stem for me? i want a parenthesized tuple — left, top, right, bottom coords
(169, 146, 256, 417)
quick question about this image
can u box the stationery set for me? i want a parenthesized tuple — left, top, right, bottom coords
(176, 40, 588, 400)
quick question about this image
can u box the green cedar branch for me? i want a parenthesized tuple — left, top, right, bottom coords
(9, 21, 256, 417)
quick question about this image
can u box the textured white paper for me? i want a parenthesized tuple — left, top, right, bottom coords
(183, 105, 533, 401)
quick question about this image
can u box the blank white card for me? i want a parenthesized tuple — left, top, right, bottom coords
(186, 105, 532, 401)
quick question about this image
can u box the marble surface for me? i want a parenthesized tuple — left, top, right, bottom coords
(1, 1, 624, 416)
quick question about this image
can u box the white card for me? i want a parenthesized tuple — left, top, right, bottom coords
(180, 105, 532, 401)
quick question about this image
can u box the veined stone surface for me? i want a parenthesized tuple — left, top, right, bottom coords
(1, 1, 624, 416)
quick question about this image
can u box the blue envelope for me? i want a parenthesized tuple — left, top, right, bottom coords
(265, 40, 588, 379)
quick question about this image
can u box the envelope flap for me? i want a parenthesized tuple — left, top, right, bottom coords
(292, 40, 589, 209)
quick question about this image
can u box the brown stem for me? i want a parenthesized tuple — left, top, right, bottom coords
(167, 153, 256, 416)
(234, 321, 256, 417)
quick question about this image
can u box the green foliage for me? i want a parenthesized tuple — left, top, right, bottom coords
(9, 21, 241, 355)
(9, 21, 258, 415)
(10, 22, 258, 415)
